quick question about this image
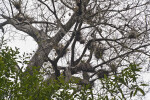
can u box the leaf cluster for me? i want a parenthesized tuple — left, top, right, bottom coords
(0, 46, 148, 100)
(99, 63, 148, 99)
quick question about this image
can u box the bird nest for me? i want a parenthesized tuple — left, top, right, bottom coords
(12, 1, 21, 10)
(94, 46, 105, 59)
(76, 62, 94, 72)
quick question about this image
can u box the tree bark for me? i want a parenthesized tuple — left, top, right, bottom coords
(1, 13, 77, 75)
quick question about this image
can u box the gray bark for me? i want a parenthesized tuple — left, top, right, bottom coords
(1, 13, 77, 75)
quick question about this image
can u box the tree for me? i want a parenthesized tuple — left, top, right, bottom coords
(0, 0, 150, 99)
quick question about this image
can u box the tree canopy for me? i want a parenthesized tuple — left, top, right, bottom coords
(0, 0, 150, 99)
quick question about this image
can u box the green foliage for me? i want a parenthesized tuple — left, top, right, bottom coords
(0, 46, 19, 99)
(99, 63, 148, 99)
(0, 46, 93, 99)
(0, 46, 148, 100)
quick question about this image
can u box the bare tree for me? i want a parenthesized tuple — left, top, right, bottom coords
(0, 0, 150, 94)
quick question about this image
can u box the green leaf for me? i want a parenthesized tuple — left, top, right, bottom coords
(141, 84, 149, 86)
(133, 88, 138, 96)
(137, 88, 145, 96)
(130, 91, 133, 98)
(118, 78, 126, 85)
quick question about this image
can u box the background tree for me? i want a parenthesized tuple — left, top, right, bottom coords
(0, 0, 150, 99)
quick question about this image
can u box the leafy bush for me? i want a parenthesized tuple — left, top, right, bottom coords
(0, 46, 148, 100)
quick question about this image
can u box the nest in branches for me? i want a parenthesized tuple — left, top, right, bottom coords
(97, 69, 109, 79)
(128, 29, 138, 39)
(76, 62, 94, 72)
(12, 1, 21, 10)
(128, 33, 136, 39)
(54, 44, 68, 57)
(94, 46, 105, 59)
(14, 13, 34, 22)
(109, 63, 117, 73)
(76, 31, 85, 44)
(88, 42, 95, 50)
(14, 13, 24, 22)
